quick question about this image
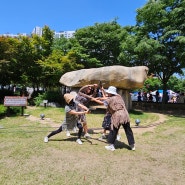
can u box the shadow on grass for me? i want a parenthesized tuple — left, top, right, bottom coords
(129, 109, 144, 115)
(115, 141, 131, 150)
(49, 137, 131, 149)
(49, 136, 98, 145)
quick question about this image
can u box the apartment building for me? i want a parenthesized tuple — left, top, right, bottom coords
(54, 30, 75, 39)
(0, 26, 75, 39)
(0, 33, 28, 37)
(32, 26, 43, 37)
(32, 26, 75, 38)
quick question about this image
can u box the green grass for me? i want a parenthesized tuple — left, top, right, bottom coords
(24, 106, 64, 123)
(23, 106, 159, 128)
(0, 106, 184, 185)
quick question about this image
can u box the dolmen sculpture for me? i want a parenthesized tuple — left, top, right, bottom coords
(59, 65, 149, 109)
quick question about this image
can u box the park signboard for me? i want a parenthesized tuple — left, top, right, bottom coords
(4, 96, 27, 107)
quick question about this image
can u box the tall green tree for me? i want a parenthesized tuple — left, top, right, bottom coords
(167, 75, 185, 92)
(37, 49, 84, 89)
(41, 25, 54, 57)
(0, 36, 19, 86)
(74, 20, 124, 68)
(121, 0, 185, 102)
(29, 26, 55, 90)
(10, 36, 43, 90)
(52, 36, 71, 55)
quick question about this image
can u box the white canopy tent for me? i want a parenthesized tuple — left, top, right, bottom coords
(151, 90, 178, 102)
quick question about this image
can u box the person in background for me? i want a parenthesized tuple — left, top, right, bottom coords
(142, 92, 148, 102)
(155, 90, 160, 103)
(148, 93, 153, 102)
(177, 93, 185, 103)
(164, 91, 169, 103)
(94, 86, 135, 151)
(44, 93, 89, 145)
(137, 92, 142, 102)
(170, 96, 177, 103)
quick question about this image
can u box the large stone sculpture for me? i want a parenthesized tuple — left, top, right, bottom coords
(59, 65, 149, 110)
(59, 65, 148, 89)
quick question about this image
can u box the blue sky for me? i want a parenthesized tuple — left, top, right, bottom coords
(0, 0, 147, 34)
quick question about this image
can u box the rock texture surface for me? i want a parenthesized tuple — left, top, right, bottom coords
(59, 65, 148, 89)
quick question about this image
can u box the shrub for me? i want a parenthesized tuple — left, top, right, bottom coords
(33, 91, 63, 106)
(33, 93, 47, 106)
(0, 104, 6, 117)
(45, 91, 63, 104)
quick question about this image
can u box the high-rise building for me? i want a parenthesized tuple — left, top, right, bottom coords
(32, 26, 75, 38)
(0, 33, 28, 37)
(32, 26, 43, 37)
(0, 26, 75, 39)
(54, 31, 75, 39)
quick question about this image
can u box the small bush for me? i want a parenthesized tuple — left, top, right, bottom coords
(45, 91, 63, 104)
(34, 93, 47, 106)
(0, 104, 22, 117)
(0, 104, 6, 117)
(33, 91, 63, 106)
(8, 107, 22, 115)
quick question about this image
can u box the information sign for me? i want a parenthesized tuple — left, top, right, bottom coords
(4, 96, 27, 107)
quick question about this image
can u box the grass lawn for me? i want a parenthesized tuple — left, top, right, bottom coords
(0, 106, 184, 185)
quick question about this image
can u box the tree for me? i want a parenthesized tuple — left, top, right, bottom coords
(41, 25, 54, 57)
(0, 36, 19, 86)
(143, 77, 162, 92)
(52, 36, 71, 55)
(0, 60, 12, 87)
(74, 20, 124, 68)
(118, 26, 141, 66)
(37, 49, 84, 89)
(167, 75, 185, 92)
(29, 26, 55, 90)
(121, 0, 185, 102)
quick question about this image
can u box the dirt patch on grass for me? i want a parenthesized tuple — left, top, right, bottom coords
(25, 115, 59, 127)
(131, 113, 168, 134)
(26, 112, 168, 134)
